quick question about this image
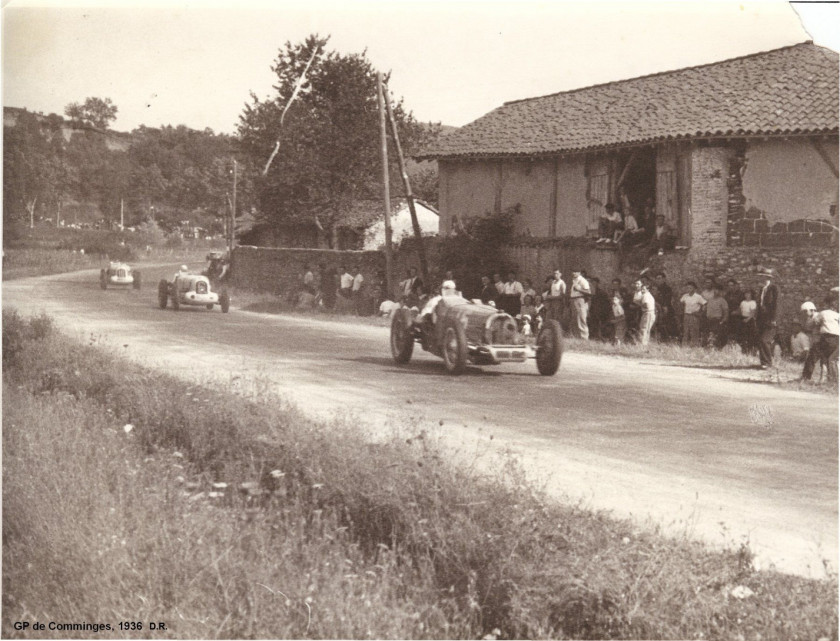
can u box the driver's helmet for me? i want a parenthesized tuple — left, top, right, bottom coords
(442, 280, 457, 296)
(180, 265, 189, 272)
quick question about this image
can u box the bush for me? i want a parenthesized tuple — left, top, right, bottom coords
(2, 310, 53, 369)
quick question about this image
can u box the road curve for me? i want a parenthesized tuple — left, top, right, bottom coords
(3, 266, 837, 577)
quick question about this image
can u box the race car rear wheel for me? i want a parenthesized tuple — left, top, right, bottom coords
(536, 319, 563, 376)
(442, 318, 467, 374)
(100, 269, 107, 290)
(220, 290, 230, 313)
(390, 307, 414, 364)
(133, 270, 141, 290)
(158, 280, 168, 309)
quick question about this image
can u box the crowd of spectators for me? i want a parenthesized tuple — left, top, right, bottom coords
(286, 257, 838, 382)
(596, 200, 677, 255)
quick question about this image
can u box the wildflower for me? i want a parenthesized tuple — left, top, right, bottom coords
(312, 483, 324, 490)
(622, 536, 631, 545)
(269, 470, 285, 479)
(208, 491, 224, 499)
(212, 482, 228, 490)
(172, 451, 183, 459)
(730, 585, 754, 599)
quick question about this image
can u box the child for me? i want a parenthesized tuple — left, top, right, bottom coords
(520, 294, 538, 334)
(739, 289, 758, 353)
(609, 281, 627, 346)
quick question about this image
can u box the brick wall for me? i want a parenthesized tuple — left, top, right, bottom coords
(726, 139, 837, 249)
(690, 145, 732, 253)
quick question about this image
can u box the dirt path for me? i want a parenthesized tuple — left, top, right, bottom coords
(3, 267, 837, 578)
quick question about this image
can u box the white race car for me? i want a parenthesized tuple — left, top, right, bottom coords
(100, 261, 141, 290)
(158, 272, 230, 313)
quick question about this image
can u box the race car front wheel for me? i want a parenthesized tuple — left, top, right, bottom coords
(390, 307, 414, 364)
(442, 318, 467, 374)
(536, 319, 563, 376)
(158, 280, 168, 309)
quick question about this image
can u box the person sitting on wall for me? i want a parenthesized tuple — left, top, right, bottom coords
(597, 203, 623, 244)
(615, 208, 646, 246)
(648, 215, 677, 254)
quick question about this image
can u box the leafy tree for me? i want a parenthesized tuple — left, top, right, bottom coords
(3, 111, 54, 228)
(64, 97, 118, 129)
(237, 35, 431, 247)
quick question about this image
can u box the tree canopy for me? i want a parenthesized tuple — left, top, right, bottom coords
(64, 97, 119, 130)
(237, 34, 437, 246)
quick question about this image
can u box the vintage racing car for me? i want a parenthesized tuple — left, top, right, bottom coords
(100, 261, 141, 290)
(158, 271, 230, 313)
(389, 296, 563, 375)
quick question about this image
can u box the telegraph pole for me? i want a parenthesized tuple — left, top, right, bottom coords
(229, 159, 238, 255)
(376, 72, 394, 301)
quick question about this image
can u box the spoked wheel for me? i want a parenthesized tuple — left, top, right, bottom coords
(133, 270, 141, 290)
(536, 319, 563, 376)
(390, 307, 415, 364)
(442, 318, 468, 374)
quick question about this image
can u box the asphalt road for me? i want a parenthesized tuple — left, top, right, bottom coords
(3, 265, 837, 577)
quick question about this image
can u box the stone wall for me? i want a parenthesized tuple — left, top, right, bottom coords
(232, 245, 385, 296)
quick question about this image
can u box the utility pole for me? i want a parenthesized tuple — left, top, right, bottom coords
(120, 198, 124, 230)
(383, 81, 428, 285)
(229, 159, 237, 255)
(376, 72, 394, 301)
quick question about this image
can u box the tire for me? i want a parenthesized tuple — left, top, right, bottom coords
(536, 319, 563, 376)
(390, 307, 414, 364)
(442, 318, 468, 374)
(171, 278, 180, 311)
(100, 269, 107, 290)
(220, 290, 230, 313)
(207, 304, 214, 310)
(133, 270, 141, 290)
(158, 280, 168, 309)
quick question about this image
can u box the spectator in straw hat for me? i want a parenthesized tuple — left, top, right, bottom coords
(756, 267, 780, 369)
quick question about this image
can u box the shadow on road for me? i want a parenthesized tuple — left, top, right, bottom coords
(340, 355, 503, 377)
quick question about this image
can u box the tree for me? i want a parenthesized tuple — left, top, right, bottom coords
(3, 111, 54, 228)
(237, 35, 430, 247)
(64, 97, 118, 130)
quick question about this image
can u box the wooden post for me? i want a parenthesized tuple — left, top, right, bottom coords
(229, 159, 237, 255)
(383, 81, 428, 285)
(120, 198, 124, 230)
(376, 73, 394, 301)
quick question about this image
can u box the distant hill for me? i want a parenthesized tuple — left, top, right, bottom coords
(3, 106, 130, 152)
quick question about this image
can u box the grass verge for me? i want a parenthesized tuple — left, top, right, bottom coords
(3, 310, 837, 639)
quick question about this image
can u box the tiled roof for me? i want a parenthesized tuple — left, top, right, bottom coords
(417, 43, 839, 160)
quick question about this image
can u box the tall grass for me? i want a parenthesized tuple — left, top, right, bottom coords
(3, 310, 837, 639)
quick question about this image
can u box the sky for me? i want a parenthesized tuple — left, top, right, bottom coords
(2, 1, 838, 134)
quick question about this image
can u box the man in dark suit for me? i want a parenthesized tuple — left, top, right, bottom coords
(756, 267, 780, 369)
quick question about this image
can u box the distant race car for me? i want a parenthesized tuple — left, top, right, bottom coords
(100, 261, 141, 290)
(389, 296, 563, 375)
(158, 270, 230, 313)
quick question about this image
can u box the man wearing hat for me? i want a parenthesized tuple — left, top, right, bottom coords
(756, 267, 780, 369)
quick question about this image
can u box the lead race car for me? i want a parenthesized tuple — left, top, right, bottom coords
(100, 261, 141, 290)
(158, 266, 230, 313)
(389, 287, 563, 375)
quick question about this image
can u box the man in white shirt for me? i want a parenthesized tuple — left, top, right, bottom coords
(680, 281, 707, 347)
(545, 269, 567, 323)
(569, 269, 591, 340)
(500, 271, 524, 316)
(633, 279, 657, 346)
(339, 265, 354, 298)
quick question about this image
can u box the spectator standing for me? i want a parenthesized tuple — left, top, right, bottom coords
(521, 278, 537, 304)
(302, 263, 316, 295)
(500, 271, 524, 316)
(756, 267, 780, 369)
(633, 279, 656, 347)
(800, 301, 822, 381)
(400, 266, 424, 308)
(724, 279, 744, 347)
(569, 269, 591, 340)
(790, 322, 810, 362)
(609, 278, 627, 346)
(479, 275, 496, 305)
(339, 265, 353, 299)
(652, 272, 676, 341)
(739, 289, 758, 353)
(588, 277, 611, 341)
(705, 286, 729, 348)
(493, 272, 505, 297)
(815, 297, 839, 383)
(680, 281, 706, 347)
(545, 269, 567, 325)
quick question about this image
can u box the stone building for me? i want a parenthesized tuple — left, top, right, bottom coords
(417, 42, 839, 331)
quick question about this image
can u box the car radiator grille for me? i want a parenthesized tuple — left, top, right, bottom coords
(196, 282, 208, 294)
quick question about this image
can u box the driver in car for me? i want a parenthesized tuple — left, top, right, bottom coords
(419, 280, 464, 326)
